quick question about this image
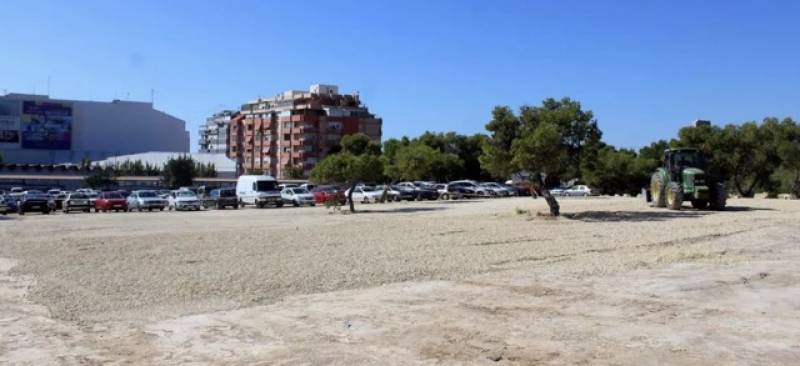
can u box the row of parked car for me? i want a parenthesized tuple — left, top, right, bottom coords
(0, 186, 242, 215)
(0, 176, 563, 216)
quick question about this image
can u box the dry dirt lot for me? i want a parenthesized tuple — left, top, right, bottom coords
(1, 197, 799, 365)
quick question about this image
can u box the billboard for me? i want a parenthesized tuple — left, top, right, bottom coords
(0, 116, 20, 146)
(20, 101, 72, 150)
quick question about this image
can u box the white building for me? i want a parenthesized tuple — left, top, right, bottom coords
(199, 110, 235, 154)
(96, 152, 237, 178)
(0, 93, 189, 164)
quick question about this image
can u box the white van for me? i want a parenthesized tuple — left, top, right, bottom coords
(236, 175, 284, 208)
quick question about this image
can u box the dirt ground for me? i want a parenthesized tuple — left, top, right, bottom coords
(1, 197, 799, 365)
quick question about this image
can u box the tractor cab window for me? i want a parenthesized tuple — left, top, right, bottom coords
(671, 150, 704, 169)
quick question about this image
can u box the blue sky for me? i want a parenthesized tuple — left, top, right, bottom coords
(2, 1, 799, 151)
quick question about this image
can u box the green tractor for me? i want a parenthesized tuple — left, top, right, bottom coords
(647, 148, 726, 210)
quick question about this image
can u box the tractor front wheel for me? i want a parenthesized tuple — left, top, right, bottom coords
(650, 173, 666, 207)
(666, 182, 684, 210)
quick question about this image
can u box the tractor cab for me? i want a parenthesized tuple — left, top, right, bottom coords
(664, 148, 705, 182)
(647, 147, 726, 210)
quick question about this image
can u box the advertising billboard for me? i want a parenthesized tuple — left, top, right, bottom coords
(0, 116, 20, 146)
(20, 100, 72, 150)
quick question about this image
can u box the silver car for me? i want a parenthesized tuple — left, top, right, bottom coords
(168, 190, 202, 211)
(62, 192, 93, 213)
(281, 187, 316, 207)
(127, 190, 168, 212)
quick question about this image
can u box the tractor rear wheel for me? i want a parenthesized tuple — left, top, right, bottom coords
(650, 173, 666, 207)
(709, 182, 727, 210)
(666, 182, 683, 210)
(691, 200, 709, 209)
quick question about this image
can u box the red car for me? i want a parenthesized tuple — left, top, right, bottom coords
(312, 185, 345, 204)
(95, 191, 128, 212)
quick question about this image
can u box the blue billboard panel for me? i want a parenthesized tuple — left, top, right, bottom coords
(20, 101, 73, 150)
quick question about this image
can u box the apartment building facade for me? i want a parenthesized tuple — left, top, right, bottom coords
(199, 110, 236, 154)
(228, 84, 382, 179)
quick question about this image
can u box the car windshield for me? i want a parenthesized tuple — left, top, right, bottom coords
(255, 181, 277, 191)
(177, 191, 195, 197)
(361, 187, 375, 192)
(71, 194, 87, 199)
(26, 190, 44, 195)
(106, 193, 123, 199)
(292, 188, 309, 194)
(220, 189, 236, 197)
(138, 191, 157, 198)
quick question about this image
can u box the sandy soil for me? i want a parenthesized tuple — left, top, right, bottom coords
(1, 197, 799, 364)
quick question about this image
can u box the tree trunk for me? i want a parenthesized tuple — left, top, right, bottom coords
(793, 170, 800, 198)
(348, 182, 356, 212)
(540, 176, 560, 216)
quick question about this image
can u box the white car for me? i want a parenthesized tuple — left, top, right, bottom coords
(168, 190, 202, 211)
(549, 187, 568, 196)
(344, 186, 384, 203)
(281, 188, 316, 207)
(564, 185, 592, 197)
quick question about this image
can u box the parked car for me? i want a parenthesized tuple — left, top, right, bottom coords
(87, 191, 99, 206)
(434, 184, 448, 197)
(16, 190, 54, 215)
(62, 192, 93, 213)
(127, 190, 168, 212)
(311, 185, 345, 204)
(156, 190, 171, 199)
(480, 182, 512, 197)
(281, 187, 316, 207)
(8, 187, 25, 201)
(450, 180, 493, 197)
(344, 186, 384, 203)
(564, 185, 592, 197)
(204, 188, 239, 209)
(299, 183, 316, 191)
(389, 184, 416, 201)
(236, 175, 283, 208)
(95, 191, 128, 212)
(549, 186, 569, 196)
(396, 181, 440, 200)
(277, 183, 299, 191)
(168, 190, 202, 211)
(1, 194, 18, 213)
(0, 196, 8, 215)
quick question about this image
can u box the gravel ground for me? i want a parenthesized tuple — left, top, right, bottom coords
(1, 196, 799, 364)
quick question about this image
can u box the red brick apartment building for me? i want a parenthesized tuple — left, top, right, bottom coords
(228, 84, 382, 179)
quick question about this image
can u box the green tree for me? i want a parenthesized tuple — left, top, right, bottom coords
(480, 106, 520, 179)
(583, 146, 645, 196)
(518, 98, 602, 179)
(84, 168, 117, 189)
(512, 121, 566, 215)
(775, 118, 800, 196)
(284, 164, 305, 179)
(310, 133, 384, 212)
(388, 143, 463, 182)
(161, 155, 197, 189)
